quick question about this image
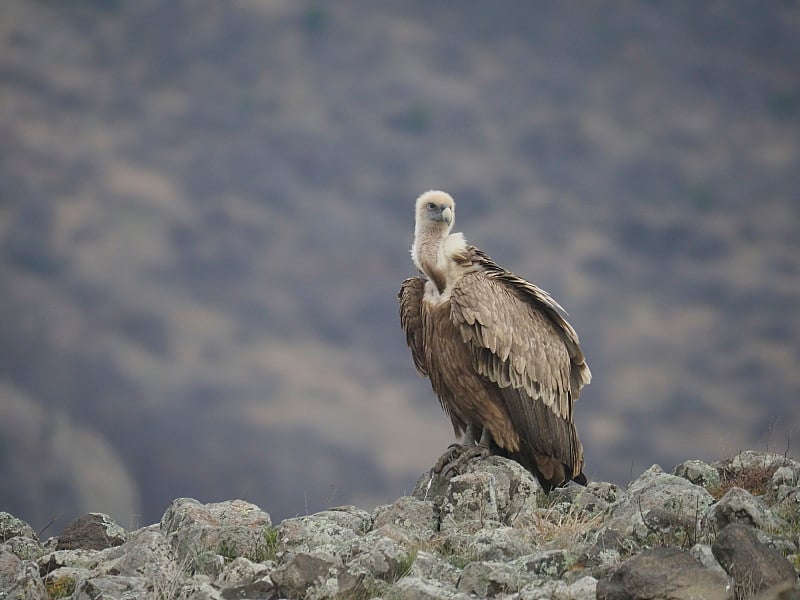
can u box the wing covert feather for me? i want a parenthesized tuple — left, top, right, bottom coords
(449, 267, 586, 421)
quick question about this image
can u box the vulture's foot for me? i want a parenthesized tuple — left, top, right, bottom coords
(433, 443, 466, 475)
(435, 444, 491, 479)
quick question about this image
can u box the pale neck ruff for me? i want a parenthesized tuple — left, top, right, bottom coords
(411, 231, 468, 299)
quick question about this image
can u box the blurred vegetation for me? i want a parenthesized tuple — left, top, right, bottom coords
(1, 0, 798, 534)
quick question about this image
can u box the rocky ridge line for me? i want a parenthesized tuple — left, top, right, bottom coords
(1, 450, 799, 599)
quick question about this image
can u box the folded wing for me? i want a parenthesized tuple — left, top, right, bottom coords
(449, 250, 589, 483)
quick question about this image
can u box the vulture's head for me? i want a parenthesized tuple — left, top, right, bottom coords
(411, 189, 466, 278)
(415, 190, 455, 234)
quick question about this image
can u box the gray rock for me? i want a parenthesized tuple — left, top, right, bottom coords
(0, 546, 47, 600)
(689, 543, 730, 580)
(572, 488, 612, 516)
(312, 505, 373, 535)
(220, 575, 275, 600)
(433, 452, 547, 536)
(626, 464, 714, 507)
(160, 497, 272, 565)
(640, 506, 698, 541)
(95, 529, 178, 579)
(674, 458, 722, 489)
(216, 555, 272, 588)
(372, 496, 439, 544)
(751, 579, 800, 600)
(304, 569, 363, 600)
(413, 466, 448, 503)
(38, 547, 99, 578)
(772, 467, 800, 503)
(548, 484, 586, 505)
(194, 552, 227, 579)
(271, 551, 340, 597)
(277, 505, 371, 566)
(4, 535, 44, 561)
(347, 530, 411, 581)
(56, 512, 127, 550)
(457, 559, 527, 596)
(453, 526, 536, 562)
(516, 549, 576, 579)
(562, 575, 599, 600)
(599, 464, 714, 546)
(705, 486, 786, 533)
(520, 579, 569, 599)
(407, 550, 461, 588)
(0, 512, 37, 543)
(577, 543, 621, 576)
(586, 481, 622, 504)
(72, 574, 149, 600)
(413, 454, 543, 526)
(440, 471, 502, 532)
(463, 455, 544, 523)
(725, 451, 799, 474)
(278, 510, 363, 559)
(772, 466, 799, 488)
(57, 529, 187, 599)
(177, 580, 227, 600)
(394, 575, 458, 600)
(596, 546, 731, 600)
(549, 483, 613, 518)
(712, 523, 797, 599)
(521, 575, 597, 600)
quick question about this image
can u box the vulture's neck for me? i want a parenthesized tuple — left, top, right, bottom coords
(412, 228, 467, 298)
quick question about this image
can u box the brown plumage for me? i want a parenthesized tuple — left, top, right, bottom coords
(399, 190, 591, 489)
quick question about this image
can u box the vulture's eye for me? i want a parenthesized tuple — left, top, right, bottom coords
(427, 202, 437, 211)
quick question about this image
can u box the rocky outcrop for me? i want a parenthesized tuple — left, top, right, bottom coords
(55, 513, 127, 552)
(0, 450, 798, 599)
(713, 524, 799, 599)
(596, 546, 731, 600)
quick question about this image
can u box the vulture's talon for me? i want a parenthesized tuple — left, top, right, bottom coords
(433, 444, 466, 474)
(437, 444, 491, 479)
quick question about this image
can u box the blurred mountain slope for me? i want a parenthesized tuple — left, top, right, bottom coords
(1, 0, 798, 532)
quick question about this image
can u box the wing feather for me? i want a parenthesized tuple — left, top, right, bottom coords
(398, 276, 428, 376)
(451, 271, 578, 419)
(452, 248, 591, 402)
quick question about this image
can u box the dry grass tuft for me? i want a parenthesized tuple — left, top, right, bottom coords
(519, 506, 604, 550)
(708, 462, 778, 500)
(45, 575, 77, 599)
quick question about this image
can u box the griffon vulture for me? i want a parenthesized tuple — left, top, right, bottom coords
(399, 190, 590, 489)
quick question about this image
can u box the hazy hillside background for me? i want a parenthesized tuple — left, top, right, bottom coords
(1, 0, 798, 534)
